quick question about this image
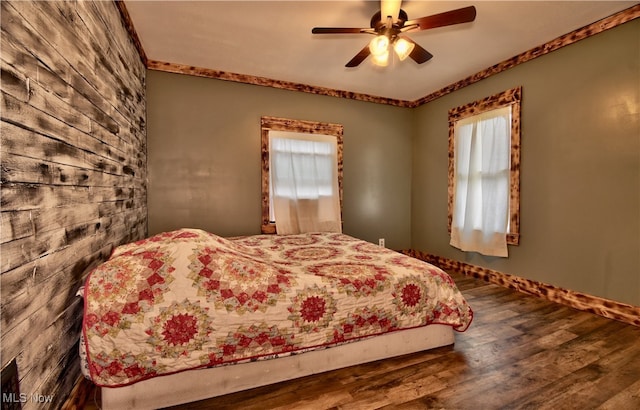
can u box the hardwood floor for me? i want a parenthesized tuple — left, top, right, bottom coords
(74, 272, 640, 409)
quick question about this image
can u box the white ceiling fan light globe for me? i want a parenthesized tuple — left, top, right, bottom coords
(393, 38, 415, 61)
(372, 50, 390, 67)
(369, 35, 390, 56)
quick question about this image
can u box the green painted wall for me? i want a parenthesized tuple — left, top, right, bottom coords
(147, 19, 638, 306)
(147, 71, 413, 249)
(412, 19, 639, 306)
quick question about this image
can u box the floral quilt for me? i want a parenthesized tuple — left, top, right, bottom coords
(81, 229, 473, 387)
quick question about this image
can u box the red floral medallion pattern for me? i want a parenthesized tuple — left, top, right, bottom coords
(227, 235, 276, 252)
(351, 241, 394, 255)
(163, 314, 197, 345)
(188, 247, 295, 314)
(288, 285, 337, 333)
(347, 253, 378, 263)
(146, 300, 212, 359)
(330, 306, 399, 343)
(131, 229, 202, 247)
(82, 229, 473, 386)
(85, 248, 176, 338)
(283, 246, 342, 261)
(88, 350, 158, 384)
(274, 235, 321, 246)
(392, 276, 435, 318)
(203, 323, 298, 366)
(306, 262, 392, 297)
(389, 256, 455, 285)
(326, 233, 360, 242)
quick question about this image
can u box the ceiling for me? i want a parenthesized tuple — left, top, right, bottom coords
(124, 1, 636, 102)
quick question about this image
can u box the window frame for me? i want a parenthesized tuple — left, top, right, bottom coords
(447, 86, 522, 245)
(261, 116, 343, 234)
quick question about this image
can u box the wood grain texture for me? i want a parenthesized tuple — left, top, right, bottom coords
(447, 86, 521, 245)
(413, 4, 640, 106)
(68, 271, 640, 409)
(147, 59, 414, 108)
(404, 250, 640, 328)
(114, 0, 147, 66)
(0, 1, 146, 409)
(260, 116, 344, 234)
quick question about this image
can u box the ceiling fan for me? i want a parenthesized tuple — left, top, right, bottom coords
(312, 0, 476, 67)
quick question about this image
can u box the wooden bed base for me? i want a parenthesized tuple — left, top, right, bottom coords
(101, 324, 454, 409)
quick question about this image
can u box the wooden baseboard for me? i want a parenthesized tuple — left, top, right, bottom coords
(403, 249, 640, 328)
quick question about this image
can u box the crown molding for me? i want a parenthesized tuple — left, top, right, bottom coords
(414, 3, 640, 106)
(145, 60, 413, 107)
(114, 0, 147, 66)
(117, 3, 639, 107)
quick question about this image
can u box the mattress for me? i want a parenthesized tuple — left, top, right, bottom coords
(80, 229, 472, 387)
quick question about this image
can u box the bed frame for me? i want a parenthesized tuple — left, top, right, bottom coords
(101, 324, 454, 409)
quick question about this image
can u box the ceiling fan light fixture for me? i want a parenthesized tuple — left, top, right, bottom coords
(369, 35, 389, 56)
(372, 50, 390, 66)
(393, 38, 415, 61)
(312, 3, 477, 68)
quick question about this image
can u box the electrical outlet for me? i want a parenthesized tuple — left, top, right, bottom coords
(378, 238, 385, 247)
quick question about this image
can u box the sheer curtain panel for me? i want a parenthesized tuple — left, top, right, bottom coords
(450, 106, 511, 257)
(270, 131, 342, 235)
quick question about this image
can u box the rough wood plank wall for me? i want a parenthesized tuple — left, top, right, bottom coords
(0, 1, 147, 408)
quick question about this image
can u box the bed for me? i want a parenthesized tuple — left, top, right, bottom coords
(80, 228, 473, 409)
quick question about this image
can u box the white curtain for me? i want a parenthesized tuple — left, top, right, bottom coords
(270, 131, 341, 235)
(450, 106, 511, 257)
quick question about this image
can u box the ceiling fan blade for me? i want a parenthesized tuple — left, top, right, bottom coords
(406, 5, 476, 31)
(312, 27, 372, 34)
(345, 45, 371, 67)
(381, 0, 402, 21)
(401, 37, 433, 64)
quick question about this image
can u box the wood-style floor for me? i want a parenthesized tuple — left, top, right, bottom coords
(74, 272, 640, 409)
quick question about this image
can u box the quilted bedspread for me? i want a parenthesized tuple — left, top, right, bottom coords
(82, 229, 473, 386)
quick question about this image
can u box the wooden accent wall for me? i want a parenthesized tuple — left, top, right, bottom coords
(0, 1, 147, 408)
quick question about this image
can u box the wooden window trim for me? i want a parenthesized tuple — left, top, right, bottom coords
(447, 86, 522, 245)
(261, 116, 344, 234)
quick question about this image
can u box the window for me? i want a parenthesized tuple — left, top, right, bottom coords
(448, 87, 521, 256)
(261, 116, 343, 234)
